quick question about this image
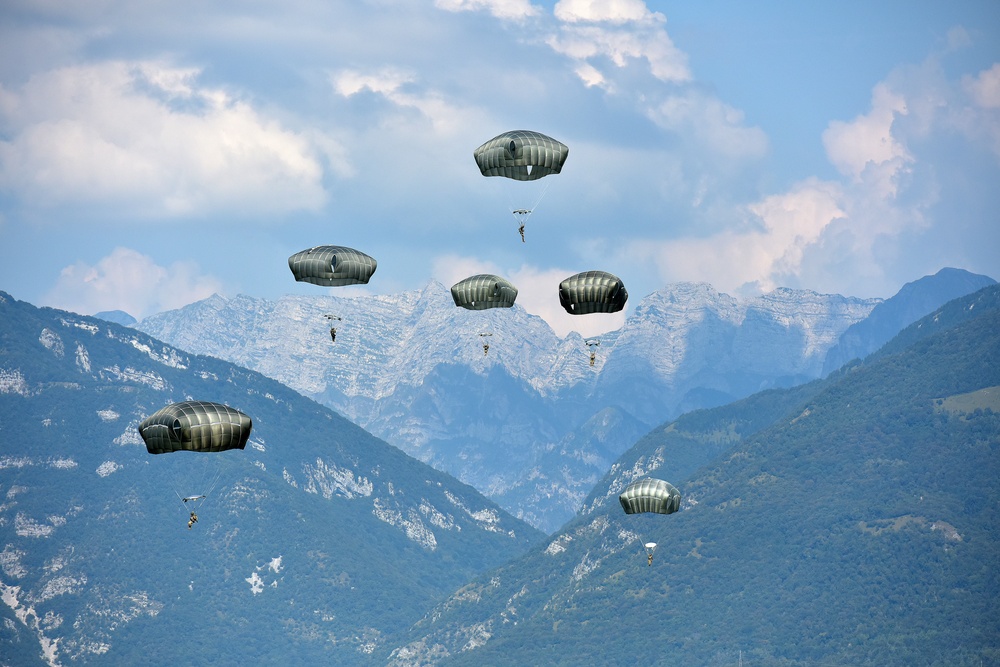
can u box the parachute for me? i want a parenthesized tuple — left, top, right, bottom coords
(620, 478, 680, 566)
(619, 478, 681, 515)
(473, 130, 569, 181)
(138, 401, 252, 454)
(138, 401, 252, 528)
(559, 271, 628, 315)
(288, 246, 377, 287)
(451, 274, 518, 310)
(474, 130, 568, 239)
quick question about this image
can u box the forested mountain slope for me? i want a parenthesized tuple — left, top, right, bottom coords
(0, 291, 543, 666)
(383, 284, 1000, 666)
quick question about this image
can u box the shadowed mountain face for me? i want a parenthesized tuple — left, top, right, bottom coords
(0, 291, 543, 666)
(136, 281, 888, 531)
(380, 284, 1000, 666)
(821, 267, 996, 375)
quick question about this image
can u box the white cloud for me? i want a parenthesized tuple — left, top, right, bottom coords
(0, 60, 331, 218)
(646, 90, 769, 161)
(331, 67, 479, 136)
(624, 178, 846, 295)
(573, 62, 606, 88)
(547, 0, 689, 88)
(554, 0, 662, 25)
(963, 63, 1000, 109)
(43, 247, 223, 319)
(623, 60, 997, 298)
(435, 0, 541, 20)
(333, 68, 415, 97)
(956, 63, 1000, 157)
(822, 82, 912, 188)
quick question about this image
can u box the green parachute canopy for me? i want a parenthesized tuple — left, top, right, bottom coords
(619, 478, 681, 515)
(559, 270, 628, 315)
(474, 130, 569, 182)
(288, 245, 377, 287)
(451, 274, 518, 310)
(138, 401, 252, 455)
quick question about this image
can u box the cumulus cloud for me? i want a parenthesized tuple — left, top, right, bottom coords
(624, 178, 846, 295)
(331, 67, 479, 135)
(333, 68, 415, 97)
(544, 0, 766, 176)
(0, 61, 331, 218)
(43, 247, 223, 319)
(647, 90, 769, 162)
(822, 82, 912, 192)
(554, 0, 661, 24)
(623, 63, 989, 298)
(957, 63, 1000, 157)
(963, 63, 1000, 109)
(435, 0, 541, 21)
(548, 0, 690, 88)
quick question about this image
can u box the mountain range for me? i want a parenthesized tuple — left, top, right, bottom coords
(135, 268, 994, 532)
(0, 291, 543, 666)
(379, 283, 1000, 666)
(2, 275, 997, 665)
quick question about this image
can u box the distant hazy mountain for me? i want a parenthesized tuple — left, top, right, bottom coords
(821, 267, 995, 375)
(383, 283, 1000, 666)
(93, 309, 137, 326)
(0, 291, 543, 666)
(137, 281, 881, 531)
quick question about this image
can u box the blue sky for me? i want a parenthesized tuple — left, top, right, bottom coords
(1, 0, 998, 337)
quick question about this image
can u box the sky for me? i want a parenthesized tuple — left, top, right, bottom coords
(1, 0, 998, 338)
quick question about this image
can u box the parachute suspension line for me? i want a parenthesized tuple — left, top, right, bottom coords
(199, 468, 225, 510)
(507, 180, 551, 226)
(171, 464, 224, 517)
(529, 179, 551, 216)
